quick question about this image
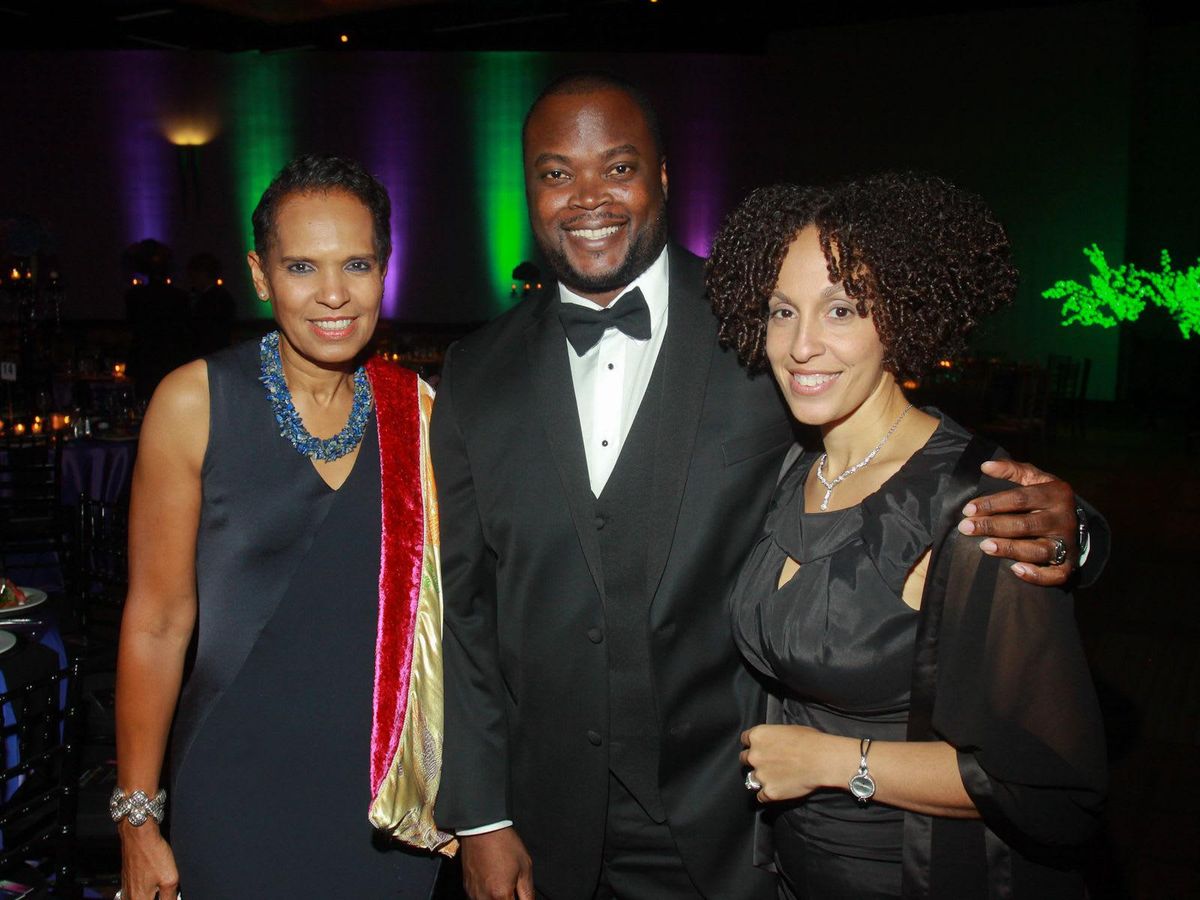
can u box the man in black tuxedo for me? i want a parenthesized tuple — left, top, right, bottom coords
(432, 74, 1096, 900)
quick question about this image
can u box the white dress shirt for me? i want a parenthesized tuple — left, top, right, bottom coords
(454, 247, 672, 838)
(561, 246, 670, 497)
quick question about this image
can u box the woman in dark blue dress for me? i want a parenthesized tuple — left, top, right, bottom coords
(114, 156, 445, 899)
(707, 174, 1108, 898)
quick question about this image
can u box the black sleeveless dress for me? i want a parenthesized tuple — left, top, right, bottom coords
(168, 340, 439, 898)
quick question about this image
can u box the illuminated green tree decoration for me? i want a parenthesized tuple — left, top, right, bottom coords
(1044, 244, 1145, 330)
(1138, 250, 1200, 339)
(1044, 244, 1200, 339)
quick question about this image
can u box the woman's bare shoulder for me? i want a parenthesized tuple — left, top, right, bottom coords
(138, 359, 210, 469)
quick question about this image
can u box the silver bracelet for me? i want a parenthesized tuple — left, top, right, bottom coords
(110, 787, 167, 826)
(848, 737, 877, 805)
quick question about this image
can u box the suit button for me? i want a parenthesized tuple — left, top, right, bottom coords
(594, 516, 606, 530)
(587, 627, 603, 644)
(587, 730, 603, 746)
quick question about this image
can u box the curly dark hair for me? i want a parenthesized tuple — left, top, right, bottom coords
(706, 173, 1019, 380)
(707, 184, 830, 370)
(252, 154, 392, 265)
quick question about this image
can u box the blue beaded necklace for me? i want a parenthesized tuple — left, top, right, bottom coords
(259, 330, 373, 462)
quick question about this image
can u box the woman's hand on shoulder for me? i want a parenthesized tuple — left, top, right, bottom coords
(740, 724, 853, 803)
(119, 820, 180, 900)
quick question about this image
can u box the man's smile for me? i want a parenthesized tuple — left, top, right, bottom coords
(566, 224, 623, 241)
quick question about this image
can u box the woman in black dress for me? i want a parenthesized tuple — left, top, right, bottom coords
(707, 174, 1108, 898)
(114, 156, 447, 899)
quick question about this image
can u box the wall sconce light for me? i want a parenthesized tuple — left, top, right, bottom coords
(162, 113, 220, 148)
(162, 114, 220, 216)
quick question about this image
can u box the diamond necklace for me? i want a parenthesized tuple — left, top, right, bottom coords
(814, 403, 914, 511)
(259, 330, 373, 462)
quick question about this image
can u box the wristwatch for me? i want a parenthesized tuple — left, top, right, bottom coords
(848, 737, 876, 805)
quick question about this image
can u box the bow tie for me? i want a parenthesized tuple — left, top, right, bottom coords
(558, 287, 652, 356)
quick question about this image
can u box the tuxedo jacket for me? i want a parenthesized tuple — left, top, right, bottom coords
(432, 248, 791, 899)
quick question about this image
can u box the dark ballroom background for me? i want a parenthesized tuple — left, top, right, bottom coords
(1, 1, 1197, 897)
(0, 1, 1194, 402)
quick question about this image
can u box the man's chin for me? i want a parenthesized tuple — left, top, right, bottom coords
(545, 239, 664, 296)
(560, 270, 628, 296)
(544, 248, 623, 294)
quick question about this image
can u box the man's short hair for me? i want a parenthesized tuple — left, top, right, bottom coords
(522, 72, 666, 163)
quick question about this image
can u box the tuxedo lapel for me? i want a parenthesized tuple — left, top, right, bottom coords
(644, 249, 716, 600)
(524, 294, 606, 602)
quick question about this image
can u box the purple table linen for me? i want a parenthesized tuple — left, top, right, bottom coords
(61, 438, 137, 506)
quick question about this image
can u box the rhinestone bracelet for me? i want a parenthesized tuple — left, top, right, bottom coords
(110, 787, 167, 826)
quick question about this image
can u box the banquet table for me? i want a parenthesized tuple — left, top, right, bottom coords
(0, 594, 74, 896)
(60, 436, 138, 506)
(0, 435, 135, 592)
(0, 596, 68, 805)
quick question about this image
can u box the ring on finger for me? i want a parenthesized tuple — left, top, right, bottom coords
(745, 771, 762, 792)
(1048, 537, 1068, 566)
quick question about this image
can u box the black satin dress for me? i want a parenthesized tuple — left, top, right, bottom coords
(167, 340, 438, 898)
(731, 418, 973, 899)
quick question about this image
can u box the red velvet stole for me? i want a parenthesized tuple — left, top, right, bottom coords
(365, 358, 424, 795)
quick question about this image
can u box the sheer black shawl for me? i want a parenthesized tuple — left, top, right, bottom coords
(902, 436, 1108, 899)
